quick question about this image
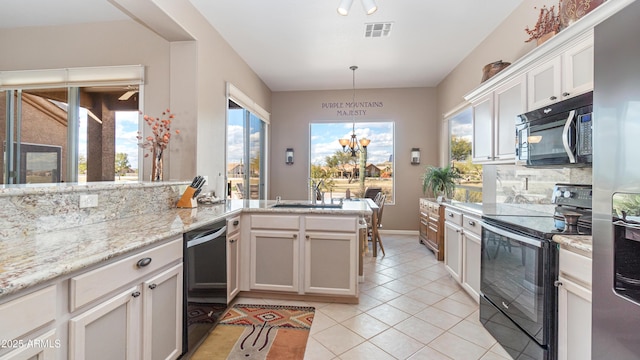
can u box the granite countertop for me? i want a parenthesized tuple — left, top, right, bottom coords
(0, 199, 371, 300)
(552, 234, 593, 258)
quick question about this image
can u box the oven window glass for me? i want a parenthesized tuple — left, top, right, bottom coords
(481, 227, 546, 341)
(613, 193, 640, 303)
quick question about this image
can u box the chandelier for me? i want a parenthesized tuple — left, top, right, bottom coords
(339, 65, 371, 157)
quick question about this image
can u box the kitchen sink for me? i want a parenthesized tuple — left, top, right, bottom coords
(271, 202, 343, 209)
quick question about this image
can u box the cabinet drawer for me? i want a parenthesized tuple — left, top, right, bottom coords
(444, 208, 462, 226)
(463, 214, 482, 235)
(251, 215, 300, 230)
(69, 237, 182, 311)
(227, 216, 241, 235)
(559, 248, 592, 288)
(0, 285, 56, 342)
(305, 216, 357, 232)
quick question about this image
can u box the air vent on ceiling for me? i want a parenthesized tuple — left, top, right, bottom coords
(364, 22, 393, 38)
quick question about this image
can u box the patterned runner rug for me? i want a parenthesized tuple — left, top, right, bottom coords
(191, 304, 315, 360)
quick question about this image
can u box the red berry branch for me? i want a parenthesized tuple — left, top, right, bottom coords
(525, 2, 561, 43)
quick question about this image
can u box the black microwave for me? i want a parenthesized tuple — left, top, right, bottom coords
(516, 91, 593, 167)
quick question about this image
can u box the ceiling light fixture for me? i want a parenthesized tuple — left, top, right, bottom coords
(337, 0, 378, 16)
(339, 66, 370, 157)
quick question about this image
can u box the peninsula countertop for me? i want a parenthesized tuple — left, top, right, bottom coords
(0, 199, 371, 300)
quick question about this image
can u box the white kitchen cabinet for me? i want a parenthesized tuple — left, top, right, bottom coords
(471, 75, 525, 164)
(69, 237, 183, 360)
(557, 248, 592, 360)
(0, 286, 57, 359)
(444, 208, 463, 283)
(227, 216, 241, 302)
(471, 93, 494, 163)
(250, 230, 300, 292)
(142, 264, 183, 360)
(461, 230, 481, 302)
(528, 32, 593, 110)
(69, 285, 141, 360)
(0, 329, 58, 360)
(304, 231, 357, 296)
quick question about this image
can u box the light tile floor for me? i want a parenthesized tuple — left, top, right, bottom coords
(232, 233, 513, 360)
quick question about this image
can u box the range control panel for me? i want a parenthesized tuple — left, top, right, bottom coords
(552, 184, 593, 209)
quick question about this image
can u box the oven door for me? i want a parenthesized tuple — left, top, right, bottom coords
(480, 221, 555, 346)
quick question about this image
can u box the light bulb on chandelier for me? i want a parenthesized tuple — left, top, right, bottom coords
(338, 65, 370, 157)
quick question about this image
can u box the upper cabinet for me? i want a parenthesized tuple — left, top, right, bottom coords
(528, 32, 594, 110)
(471, 74, 526, 164)
(465, 28, 596, 165)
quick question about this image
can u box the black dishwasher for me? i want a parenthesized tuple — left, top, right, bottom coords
(182, 220, 228, 356)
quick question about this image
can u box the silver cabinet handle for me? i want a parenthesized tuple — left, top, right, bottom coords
(229, 239, 236, 243)
(233, 220, 239, 226)
(550, 95, 557, 100)
(132, 291, 141, 298)
(554, 280, 563, 287)
(136, 257, 152, 268)
(562, 92, 570, 97)
(306, 235, 310, 241)
(468, 221, 476, 226)
(148, 284, 157, 290)
(293, 234, 297, 239)
(448, 213, 454, 217)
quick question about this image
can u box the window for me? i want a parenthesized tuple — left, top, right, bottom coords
(447, 106, 482, 203)
(309, 121, 394, 203)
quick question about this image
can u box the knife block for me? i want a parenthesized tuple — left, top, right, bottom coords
(177, 187, 198, 208)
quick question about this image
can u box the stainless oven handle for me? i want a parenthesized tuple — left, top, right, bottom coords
(480, 221, 543, 248)
(562, 109, 577, 163)
(187, 226, 227, 248)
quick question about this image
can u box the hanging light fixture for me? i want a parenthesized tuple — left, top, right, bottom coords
(337, 0, 378, 16)
(339, 65, 370, 157)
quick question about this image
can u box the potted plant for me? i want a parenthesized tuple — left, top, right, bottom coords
(422, 165, 461, 201)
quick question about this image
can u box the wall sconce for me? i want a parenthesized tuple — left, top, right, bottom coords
(285, 148, 294, 165)
(411, 148, 421, 165)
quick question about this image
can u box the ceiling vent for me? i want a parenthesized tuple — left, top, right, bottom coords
(364, 22, 393, 38)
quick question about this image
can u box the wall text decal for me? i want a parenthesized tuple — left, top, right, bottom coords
(321, 101, 384, 117)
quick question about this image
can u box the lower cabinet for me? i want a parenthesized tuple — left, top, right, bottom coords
(227, 229, 241, 301)
(0, 329, 58, 360)
(444, 218, 463, 283)
(444, 206, 481, 302)
(461, 230, 481, 301)
(557, 248, 592, 360)
(250, 230, 300, 292)
(69, 263, 183, 360)
(304, 232, 357, 296)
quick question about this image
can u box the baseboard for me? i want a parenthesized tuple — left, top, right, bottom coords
(378, 229, 419, 236)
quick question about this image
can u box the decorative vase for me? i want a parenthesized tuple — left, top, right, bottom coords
(151, 144, 163, 181)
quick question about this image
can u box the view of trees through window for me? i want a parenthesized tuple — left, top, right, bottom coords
(448, 107, 482, 203)
(310, 122, 394, 203)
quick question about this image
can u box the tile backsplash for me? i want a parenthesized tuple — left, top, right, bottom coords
(0, 182, 187, 238)
(495, 165, 592, 204)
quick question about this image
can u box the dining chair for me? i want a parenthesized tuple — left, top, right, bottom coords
(368, 193, 386, 256)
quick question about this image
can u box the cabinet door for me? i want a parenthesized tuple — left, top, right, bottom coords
(142, 264, 183, 360)
(471, 93, 494, 163)
(0, 330, 58, 360)
(69, 286, 141, 360)
(227, 231, 240, 302)
(557, 276, 592, 360)
(527, 56, 562, 110)
(304, 232, 357, 296)
(444, 221, 462, 282)
(250, 230, 299, 292)
(462, 231, 481, 303)
(563, 34, 594, 99)
(494, 75, 526, 161)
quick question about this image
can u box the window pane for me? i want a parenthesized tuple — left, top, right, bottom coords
(448, 107, 482, 202)
(227, 100, 245, 199)
(310, 122, 394, 203)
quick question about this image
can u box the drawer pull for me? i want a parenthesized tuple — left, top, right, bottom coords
(229, 239, 236, 243)
(468, 221, 476, 226)
(132, 291, 141, 298)
(136, 257, 152, 268)
(148, 284, 157, 290)
(554, 280, 563, 287)
(562, 92, 570, 97)
(550, 95, 557, 100)
(306, 235, 310, 241)
(233, 220, 239, 226)
(448, 213, 454, 217)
